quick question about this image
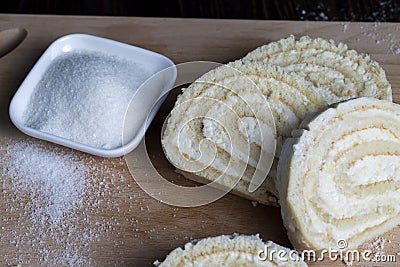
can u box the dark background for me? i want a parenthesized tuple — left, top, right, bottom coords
(0, 0, 399, 22)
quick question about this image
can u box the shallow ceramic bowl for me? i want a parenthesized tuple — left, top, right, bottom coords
(9, 34, 176, 157)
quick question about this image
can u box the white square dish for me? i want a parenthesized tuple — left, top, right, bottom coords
(9, 34, 176, 157)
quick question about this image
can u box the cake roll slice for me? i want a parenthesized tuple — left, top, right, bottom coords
(244, 35, 392, 103)
(277, 97, 400, 250)
(155, 234, 307, 267)
(162, 60, 325, 205)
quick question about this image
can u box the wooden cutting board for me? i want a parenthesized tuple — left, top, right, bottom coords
(0, 14, 399, 266)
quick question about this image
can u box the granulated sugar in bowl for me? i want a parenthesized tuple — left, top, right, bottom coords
(9, 34, 177, 157)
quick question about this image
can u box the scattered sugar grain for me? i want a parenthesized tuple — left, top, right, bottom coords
(3, 141, 85, 225)
(1, 139, 182, 266)
(0, 140, 135, 266)
(341, 22, 350, 32)
(366, 236, 388, 262)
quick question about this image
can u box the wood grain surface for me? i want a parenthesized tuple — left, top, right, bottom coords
(0, 14, 399, 266)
